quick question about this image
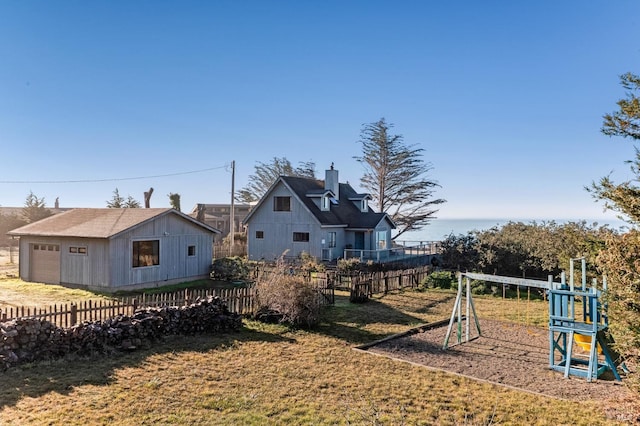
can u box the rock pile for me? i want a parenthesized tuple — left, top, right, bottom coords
(0, 296, 242, 369)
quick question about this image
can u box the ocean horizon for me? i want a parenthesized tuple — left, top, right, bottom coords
(397, 217, 630, 242)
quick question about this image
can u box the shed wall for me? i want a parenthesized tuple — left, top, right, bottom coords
(109, 214, 213, 288)
(15, 213, 214, 290)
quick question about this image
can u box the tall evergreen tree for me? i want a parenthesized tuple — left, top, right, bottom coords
(168, 193, 181, 211)
(22, 191, 52, 223)
(354, 118, 445, 239)
(589, 72, 640, 391)
(107, 188, 140, 208)
(589, 73, 640, 222)
(106, 188, 125, 208)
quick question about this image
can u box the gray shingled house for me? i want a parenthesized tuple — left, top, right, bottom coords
(8, 208, 220, 291)
(243, 165, 396, 262)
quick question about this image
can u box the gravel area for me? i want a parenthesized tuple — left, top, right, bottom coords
(363, 319, 639, 423)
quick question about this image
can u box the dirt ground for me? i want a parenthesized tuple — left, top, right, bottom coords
(364, 319, 640, 424)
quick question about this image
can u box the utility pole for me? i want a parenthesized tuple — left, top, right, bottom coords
(230, 160, 235, 249)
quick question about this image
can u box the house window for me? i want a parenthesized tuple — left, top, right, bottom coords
(188, 245, 196, 256)
(361, 199, 368, 212)
(69, 246, 87, 255)
(376, 231, 387, 250)
(321, 195, 330, 211)
(327, 232, 336, 248)
(256, 231, 264, 239)
(132, 240, 160, 267)
(293, 232, 310, 242)
(274, 196, 291, 211)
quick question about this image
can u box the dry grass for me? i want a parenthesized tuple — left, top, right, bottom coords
(0, 279, 112, 310)
(0, 285, 625, 425)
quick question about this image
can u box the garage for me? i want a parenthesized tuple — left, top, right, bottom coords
(30, 243, 60, 284)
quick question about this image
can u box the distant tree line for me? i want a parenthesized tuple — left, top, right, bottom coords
(438, 220, 616, 280)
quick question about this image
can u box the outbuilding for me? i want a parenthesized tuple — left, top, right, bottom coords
(8, 208, 220, 292)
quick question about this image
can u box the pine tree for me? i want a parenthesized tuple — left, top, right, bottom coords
(354, 118, 445, 239)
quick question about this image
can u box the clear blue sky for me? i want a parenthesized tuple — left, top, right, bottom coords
(1, 1, 639, 222)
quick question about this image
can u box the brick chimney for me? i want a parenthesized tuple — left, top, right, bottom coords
(325, 163, 339, 200)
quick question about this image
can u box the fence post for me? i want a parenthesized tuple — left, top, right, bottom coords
(133, 298, 138, 313)
(70, 303, 78, 326)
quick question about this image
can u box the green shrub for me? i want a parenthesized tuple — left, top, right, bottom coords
(422, 271, 455, 289)
(210, 257, 249, 282)
(471, 280, 490, 295)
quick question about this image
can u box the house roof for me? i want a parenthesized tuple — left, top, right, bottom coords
(7, 208, 220, 239)
(244, 175, 395, 230)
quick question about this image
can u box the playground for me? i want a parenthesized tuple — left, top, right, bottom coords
(363, 258, 639, 422)
(365, 318, 638, 421)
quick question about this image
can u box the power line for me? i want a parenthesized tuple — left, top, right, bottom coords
(0, 165, 229, 184)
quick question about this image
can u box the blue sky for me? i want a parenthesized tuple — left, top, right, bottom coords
(1, 1, 639, 224)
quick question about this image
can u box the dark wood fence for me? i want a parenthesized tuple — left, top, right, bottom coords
(340, 266, 432, 301)
(0, 286, 255, 328)
(0, 266, 432, 327)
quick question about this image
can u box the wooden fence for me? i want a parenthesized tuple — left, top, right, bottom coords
(0, 286, 256, 328)
(339, 266, 432, 301)
(0, 266, 432, 327)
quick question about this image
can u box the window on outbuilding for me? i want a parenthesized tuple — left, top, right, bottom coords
(188, 245, 196, 256)
(133, 240, 160, 267)
(293, 232, 310, 242)
(256, 230, 264, 239)
(69, 246, 87, 255)
(274, 196, 291, 211)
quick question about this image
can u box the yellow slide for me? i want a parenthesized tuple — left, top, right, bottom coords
(574, 333, 602, 354)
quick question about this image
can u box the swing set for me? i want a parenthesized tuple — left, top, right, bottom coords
(443, 257, 628, 382)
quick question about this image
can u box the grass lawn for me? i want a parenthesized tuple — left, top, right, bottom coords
(0, 282, 624, 425)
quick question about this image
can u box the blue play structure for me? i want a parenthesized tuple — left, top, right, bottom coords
(444, 258, 628, 382)
(548, 257, 628, 382)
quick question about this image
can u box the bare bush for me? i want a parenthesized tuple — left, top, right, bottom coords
(254, 257, 320, 327)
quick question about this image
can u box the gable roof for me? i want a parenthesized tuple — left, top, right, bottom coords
(7, 208, 220, 239)
(244, 176, 395, 230)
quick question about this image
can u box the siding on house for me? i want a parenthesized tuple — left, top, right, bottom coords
(244, 167, 395, 262)
(246, 183, 323, 260)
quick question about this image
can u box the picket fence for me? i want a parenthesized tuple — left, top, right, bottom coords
(0, 266, 432, 327)
(0, 286, 255, 328)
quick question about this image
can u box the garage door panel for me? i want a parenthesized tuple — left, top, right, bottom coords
(31, 244, 60, 284)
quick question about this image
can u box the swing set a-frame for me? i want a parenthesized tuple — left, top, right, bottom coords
(443, 257, 628, 382)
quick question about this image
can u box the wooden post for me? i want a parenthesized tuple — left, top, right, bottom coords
(70, 303, 78, 326)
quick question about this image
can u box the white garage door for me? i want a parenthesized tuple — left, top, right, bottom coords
(30, 244, 61, 284)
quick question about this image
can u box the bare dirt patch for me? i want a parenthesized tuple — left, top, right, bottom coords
(364, 319, 640, 423)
